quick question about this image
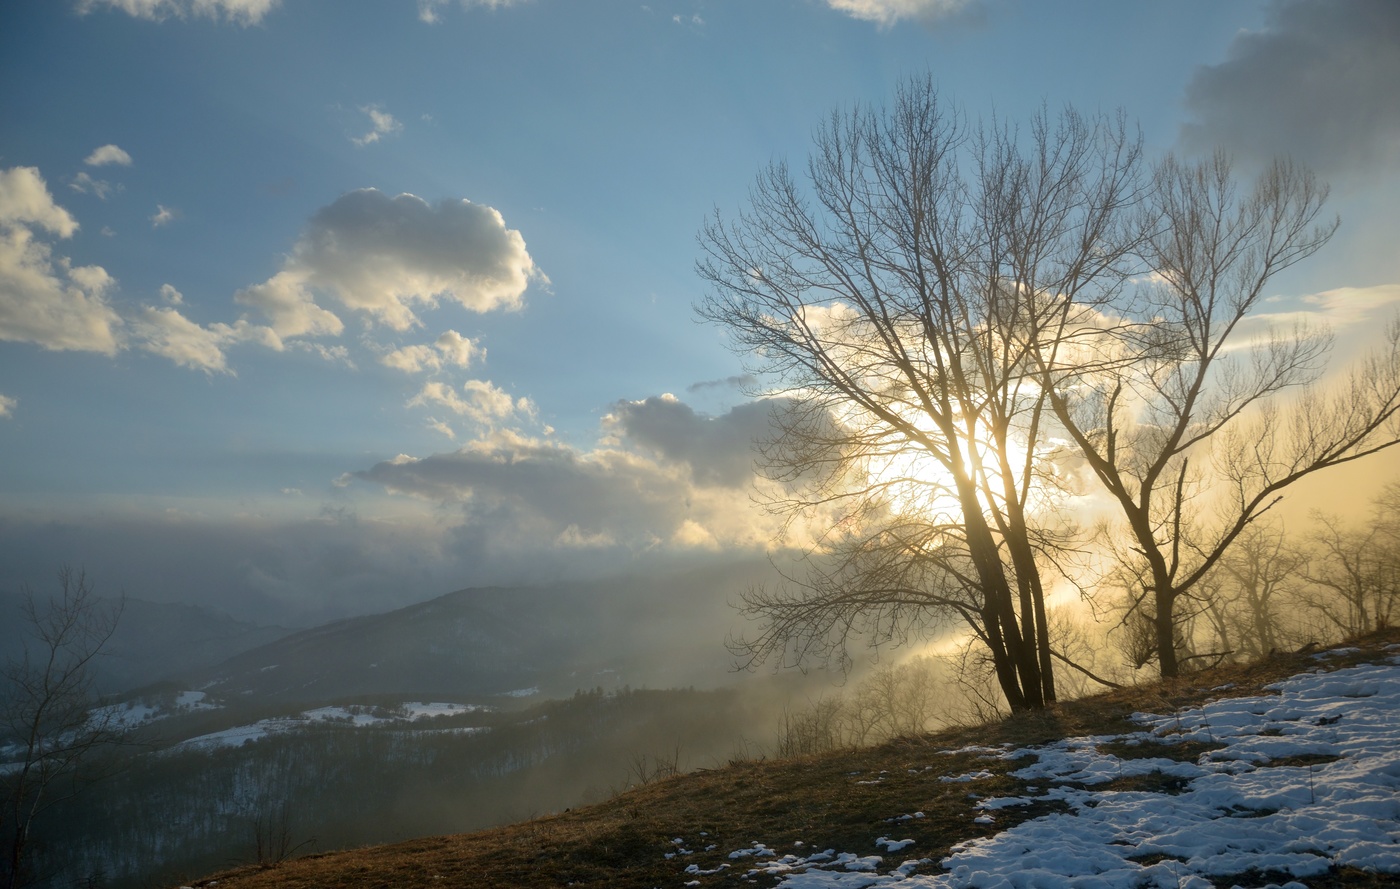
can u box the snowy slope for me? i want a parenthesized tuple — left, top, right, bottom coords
(667, 649, 1400, 889)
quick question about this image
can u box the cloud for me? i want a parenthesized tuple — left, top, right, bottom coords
(233, 270, 345, 338)
(408, 379, 534, 427)
(75, 0, 280, 25)
(150, 204, 177, 227)
(0, 167, 123, 354)
(352, 105, 402, 147)
(0, 167, 79, 237)
(69, 172, 120, 200)
(129, 305, 280, 374)
(604, 394, 780, 488)
(418, 0, 528, 23)
(824, 0, 974, 28)
(236, 188, 541, 334)
(1243, 284, 1400, 332)
(159, 283, 184, 304)
(687, 374, 757, 394)
(0, 394, 15, 419)
(350, 424, 772, 557)
(380, 329, 482, 373)
(84, 144, 133, 167)
(1181, 0, 1400, 175)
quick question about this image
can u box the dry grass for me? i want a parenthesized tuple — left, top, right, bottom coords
(174, 629, 1400, 889)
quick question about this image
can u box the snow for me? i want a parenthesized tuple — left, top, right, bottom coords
(664, 657, 1400, 888)
(173, 700, 489, 750)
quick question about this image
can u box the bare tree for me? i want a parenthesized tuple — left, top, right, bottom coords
(2, 568, 124, 889)
(1209, 519, 1310, 659)
(1036, 151, 1400, 677)
(1304, 504, 1400, 639)
(698, 78, 1147, 711)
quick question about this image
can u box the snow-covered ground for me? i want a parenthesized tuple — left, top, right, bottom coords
(670, 649, 1400, 889)
(174, 700, 488, 750)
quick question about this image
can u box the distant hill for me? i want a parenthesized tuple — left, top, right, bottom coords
(194, 559, 774, 703)
(0, 592, 293, 695)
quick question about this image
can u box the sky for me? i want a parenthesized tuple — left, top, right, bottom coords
(2, 0, 1399, 625)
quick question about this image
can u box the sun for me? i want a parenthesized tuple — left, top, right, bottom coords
(863, 409, 1038, 525)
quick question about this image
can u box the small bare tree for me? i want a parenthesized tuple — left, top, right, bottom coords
(1304, 505, 1400, 639)
(1210, 519, 1310, 659)
(2, 568, 124, 889)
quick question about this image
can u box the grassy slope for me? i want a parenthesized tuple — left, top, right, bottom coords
(176, 629, 1400, 889)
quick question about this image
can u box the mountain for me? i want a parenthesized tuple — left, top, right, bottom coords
(0, 592, 293, 695)
(194, 559, 774, 703)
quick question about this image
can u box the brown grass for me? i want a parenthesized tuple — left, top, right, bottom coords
(173, 629, 1400, 889)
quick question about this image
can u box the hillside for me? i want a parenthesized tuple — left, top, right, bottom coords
(180, 630, 1400, 889)
(0, 592, 293, 695)
(192, 560, 772, 703)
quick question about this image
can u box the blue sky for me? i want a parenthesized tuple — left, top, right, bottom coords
(2, 0, 1398, 623)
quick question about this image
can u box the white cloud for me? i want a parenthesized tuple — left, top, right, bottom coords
(129, 305, 281, 374)
(150, 204, 177, 227)
(76, 0, 280, 26)
(380, 329, 482, 373)
(237, 188, 541, 334)
(1182, 0, 1400, 175)
(0, 167, 123, 354)
(1244, 285, 1400, 332)
(0, 394, 16, 419)
(83, 144, 133, 167)
(69, 172, 120, 200)
(234, 270, 345, 338)
(408, 379, 534, 427)
(825, 0, 973, 28)
(418, 0, 528, 22)
(159, 283, 184, 304)
(425, 417, 457, 439)
(0, 167, 79, 237)
(352, 105, 403, 147)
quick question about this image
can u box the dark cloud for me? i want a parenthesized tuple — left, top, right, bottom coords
(1181, 0, 1400, 175)
(354, 432, 691, 540)
(686, 374, 757, 394)
(606, 394, 783, 488)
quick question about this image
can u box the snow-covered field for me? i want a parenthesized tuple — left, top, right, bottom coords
(175, 700, 488, 750)
(671, 649, 1400, 889)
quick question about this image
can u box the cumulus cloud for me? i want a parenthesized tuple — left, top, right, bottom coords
(0, 167, 79, 237)
(0, 167, 123, 354)
(236, 188, 541, 334)
(76, 0, 280, 26)
(604, 394, 779, 488)
(129, 305, 280, 374)
(1181, 0, 1400, 175)
(0, 394, 16, 419)
(825, 0, 974, 28)
(380, 329, 481, 373)
(352, 105, 402, 147)
(408, 379, 533, 427)
(84, 144, 133, 167)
